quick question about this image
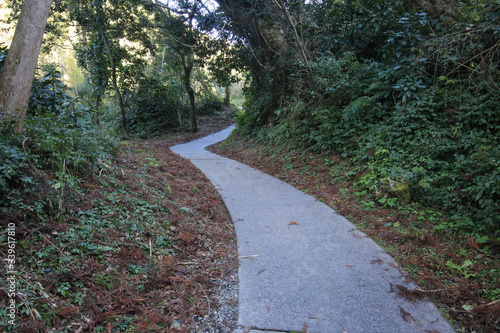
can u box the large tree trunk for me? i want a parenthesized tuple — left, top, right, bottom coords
(0, 0, 54, 133)
(102, 35, 129, 137)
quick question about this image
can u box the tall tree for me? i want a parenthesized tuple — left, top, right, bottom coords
(168, 0, 199, 132)
(71, 0, 155, 137)
(149, 0, 211, 132)
(0, 0, 54, 133)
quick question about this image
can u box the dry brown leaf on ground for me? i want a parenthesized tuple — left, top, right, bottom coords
(399, 306, 416, 323)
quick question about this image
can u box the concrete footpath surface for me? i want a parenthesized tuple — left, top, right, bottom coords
(171, 126, 455, 333)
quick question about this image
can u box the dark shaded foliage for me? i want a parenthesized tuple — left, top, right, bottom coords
(233, 0, 500, 235)
(127, 76, 183, 135)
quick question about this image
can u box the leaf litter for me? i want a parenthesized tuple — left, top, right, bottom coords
(0, 112, 239, 332)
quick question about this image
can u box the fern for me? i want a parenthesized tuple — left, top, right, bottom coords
(342, 96, 373, 122)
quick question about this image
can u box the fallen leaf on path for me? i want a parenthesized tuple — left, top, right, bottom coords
(388, 262, 399, 270)
(257, 269, 266, 275)
(399, 306, 416, 322)
(331, 315, 349, 332)
(288, 221, 300, 228)
(239, 255, 261, 260)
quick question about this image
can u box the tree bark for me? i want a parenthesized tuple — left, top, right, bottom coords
(182, 53, 197, 133)
(0, 0, 54, 133)
(225, 85, 230, 106)
(102, 35, 129, 137)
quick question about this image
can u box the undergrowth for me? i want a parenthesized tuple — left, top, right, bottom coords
(239, 7, 500, 236)
(0, 132, 236, 332)
(0, 61, 237, 331)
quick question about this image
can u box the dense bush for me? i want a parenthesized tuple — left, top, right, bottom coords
(28, 64, 73, 116)
(0, 63, 117, 222)
(127, 76, 183, 135)
(197, 95, 225, 116)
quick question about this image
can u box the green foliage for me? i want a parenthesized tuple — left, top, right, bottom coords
(74, 32, 109, 104)
(0, 103, 116, 221)
(197, 95, 224, 116)
(237, 0, 500, 235)
(127, 76, 183, 135)
(1, 60, 115, 219)
(28, 64, 73, 116)
(0, 115, 28, 194)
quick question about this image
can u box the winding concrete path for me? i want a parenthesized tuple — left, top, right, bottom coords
(171, 126, 455, 333)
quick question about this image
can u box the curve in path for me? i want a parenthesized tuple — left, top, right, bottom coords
(171, 126, 455, 333)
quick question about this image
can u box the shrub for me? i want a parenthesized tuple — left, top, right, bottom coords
(1, 94, 117, 222)
(28, 64, 73, 116)
(197, 95, 224, 115)
(127, 76, 183, 135)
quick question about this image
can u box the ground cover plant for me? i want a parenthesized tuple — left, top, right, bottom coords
(0, 109, 238, 332)
(210, 132, 500, 333)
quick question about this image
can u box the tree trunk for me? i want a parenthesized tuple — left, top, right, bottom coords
(102, 35, 129, 137)
(182, 54, 197, 133)
(0, 0, 54, 133)
(225, 85, 230, 106)
(187, 86, 197, 132)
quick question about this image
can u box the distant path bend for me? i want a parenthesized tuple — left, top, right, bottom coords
(171, 126, 455, 333)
